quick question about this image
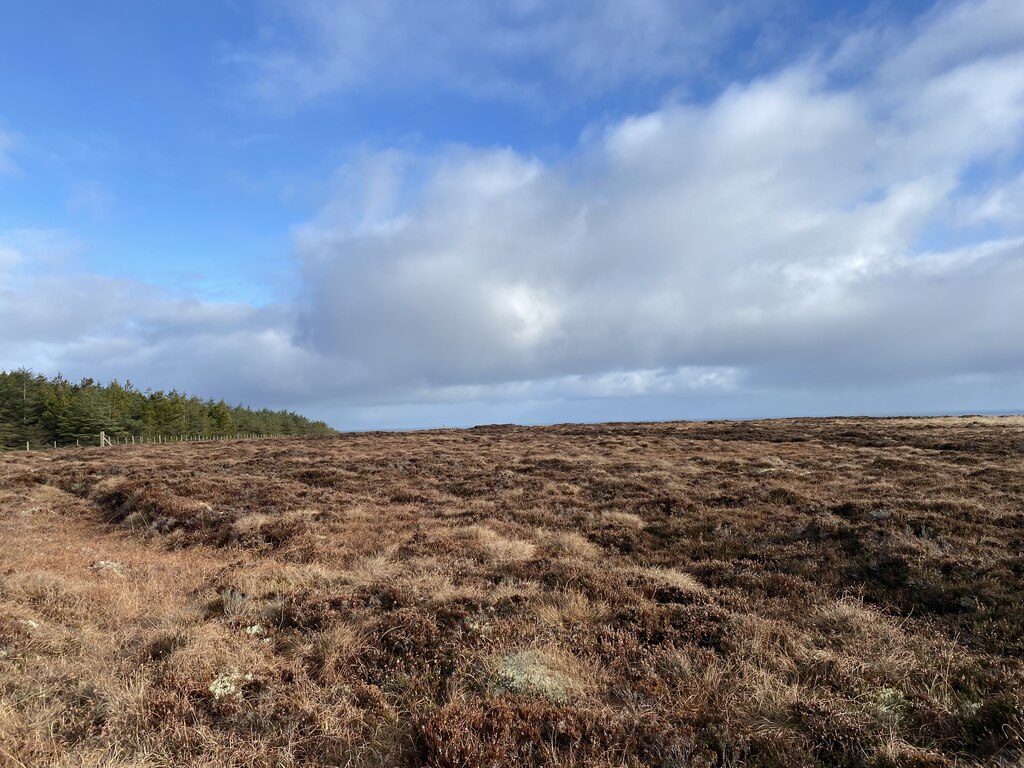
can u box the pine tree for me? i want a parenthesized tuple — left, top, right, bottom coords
(0, 369, 333, 449)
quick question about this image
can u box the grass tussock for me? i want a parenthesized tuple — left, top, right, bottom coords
(0, 416, 1022, 766)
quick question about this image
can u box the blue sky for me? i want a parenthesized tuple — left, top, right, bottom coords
(1, 1, 1022, 429)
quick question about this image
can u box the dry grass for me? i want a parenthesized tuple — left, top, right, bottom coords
(637, 566, 706, 596)
(1, 416, 1022, 766)
(454, 524, 538, 564)
(601, 511, 647, 528)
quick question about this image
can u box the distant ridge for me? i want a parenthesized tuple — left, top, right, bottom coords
(0, 368, 333, 449)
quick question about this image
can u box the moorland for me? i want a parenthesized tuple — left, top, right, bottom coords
(1, 417, 1022, 766)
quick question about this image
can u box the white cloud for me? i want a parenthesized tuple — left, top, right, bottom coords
(4, 1, 1024, 427)
(0, 230, 83, 280)
(291, 0, 1024, 405)
(234, 0, 778, 108)
(958, 171, 1024, 226)
(0, 229, 325, 403)
(878, 0, 1024, 85)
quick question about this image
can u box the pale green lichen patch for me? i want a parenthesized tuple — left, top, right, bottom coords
(488, 650, 585, 704)
(209, 669, 254, 700)
(871, 686, 907, 725)
(91, 560, 127, 577)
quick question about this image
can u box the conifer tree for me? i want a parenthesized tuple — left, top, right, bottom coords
(0, 369, 333, 449)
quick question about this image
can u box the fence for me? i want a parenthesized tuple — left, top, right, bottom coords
(16, 432, 288, 451)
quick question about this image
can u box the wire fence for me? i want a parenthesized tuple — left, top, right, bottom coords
(10, 432, 288, 452)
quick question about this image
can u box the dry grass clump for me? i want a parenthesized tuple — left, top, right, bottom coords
(637, 566, 707, 596)
(601, 510, 647, 528)
(538, 529, 602, 559)
(1, 416, 1023, 765)
(342, 548, 403, 587)
(307, 623, 368, 681)
(454, 524, 538, 564)
(534, 589, 609, 627)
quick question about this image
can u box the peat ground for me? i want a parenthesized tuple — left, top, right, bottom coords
(1, 417, 1022, 766)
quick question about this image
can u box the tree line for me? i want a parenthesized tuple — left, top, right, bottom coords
(0, 369, 334, 449)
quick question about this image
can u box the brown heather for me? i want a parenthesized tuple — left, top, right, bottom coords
(1, 417, 1022, 767)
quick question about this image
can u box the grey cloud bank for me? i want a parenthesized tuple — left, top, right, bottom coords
(2, 0, 1023, 429)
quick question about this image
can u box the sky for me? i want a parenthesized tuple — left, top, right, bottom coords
(0, 0, 1022, 429)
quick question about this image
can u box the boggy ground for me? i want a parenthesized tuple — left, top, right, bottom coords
(0, 417, 1022, 767)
